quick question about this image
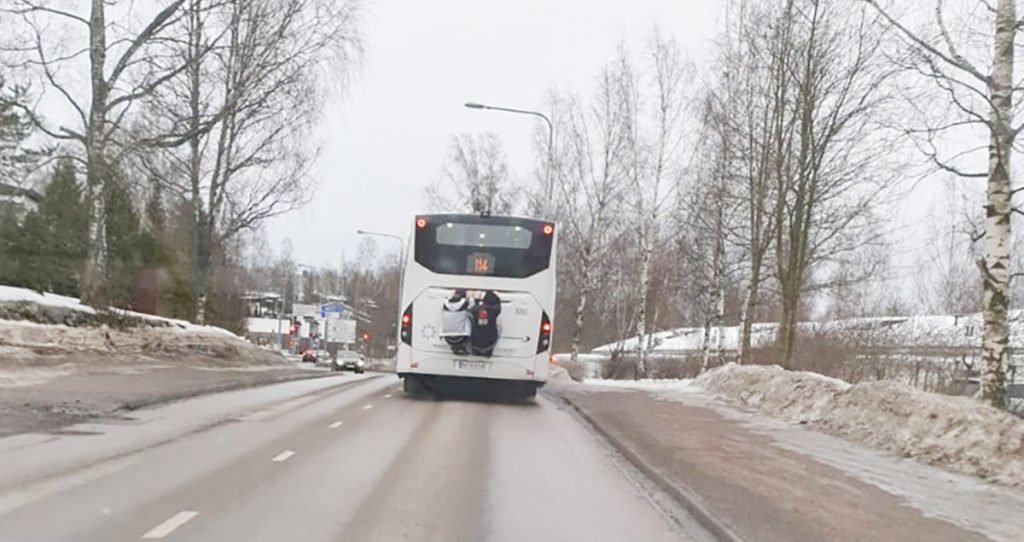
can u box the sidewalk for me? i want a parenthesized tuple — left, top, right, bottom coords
(553, 383, 1024, 542)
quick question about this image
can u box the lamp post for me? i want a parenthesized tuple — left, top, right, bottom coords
(464, 102, 554, 220)
(355, 230, 404, 264)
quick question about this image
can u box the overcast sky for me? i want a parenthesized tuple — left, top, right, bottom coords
(267, 0, 721, 267)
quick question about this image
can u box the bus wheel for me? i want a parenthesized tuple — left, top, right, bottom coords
(515, 382, 537, 402)
(403, 376, 426, 396)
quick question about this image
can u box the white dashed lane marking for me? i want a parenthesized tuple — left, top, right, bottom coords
(141, 511, 199, 539)
(362, 404, 373, 411)
(271, 450, 295, 462)
(383, 394, 392, 398)
(329, 421, 343, 429)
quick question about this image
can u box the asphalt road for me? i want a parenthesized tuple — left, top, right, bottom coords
(0, 374, 710, 541)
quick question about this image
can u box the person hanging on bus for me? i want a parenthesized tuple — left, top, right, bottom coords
(471, 290, 502, 357)
(440, 289, 472, 355)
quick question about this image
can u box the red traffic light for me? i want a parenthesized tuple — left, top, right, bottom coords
(361, 332, 370, 342)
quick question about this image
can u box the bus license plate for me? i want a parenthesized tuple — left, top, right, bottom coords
(455, 360, 489, 371)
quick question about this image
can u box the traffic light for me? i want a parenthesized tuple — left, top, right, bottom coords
(290, 320, 299, 335)
(361, 331, 370, 342)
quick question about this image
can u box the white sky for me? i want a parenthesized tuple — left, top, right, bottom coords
(268, 0, 722, 267)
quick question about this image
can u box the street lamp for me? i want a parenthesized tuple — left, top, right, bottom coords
(464, 101, 554, 220)
(356, 230, 404, 262)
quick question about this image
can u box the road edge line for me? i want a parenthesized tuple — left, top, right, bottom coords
(554, 391, 744, 542)
(120, 371, 373, 411)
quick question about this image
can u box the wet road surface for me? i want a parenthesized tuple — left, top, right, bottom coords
(0, 375, 709, 541)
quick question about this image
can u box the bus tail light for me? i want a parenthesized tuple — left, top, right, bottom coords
(537, 311, 552, 354)
(416, 217, 427, 229)
(400, 304, 413, 345)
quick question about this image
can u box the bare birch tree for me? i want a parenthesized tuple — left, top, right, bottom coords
(425, 133, 517, 215)
(863, 0, 1018, 408)
(2, 0, 188, 304)
(548, 67, 630, 365)
(618, 34, 690, 376)
(712, 0, 791, 364)
(141, 0, 363, 323)
(689, 95, 736, 372)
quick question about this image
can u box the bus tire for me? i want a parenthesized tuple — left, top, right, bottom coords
(403, 376, 426, 396)
(515, 382, 537, 402)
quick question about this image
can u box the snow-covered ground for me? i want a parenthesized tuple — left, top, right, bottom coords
(652, 364, 1024, 487)
(582, 377, 695, 391)
(592, 311, 1024, 354)
(0, 285, 97, 314)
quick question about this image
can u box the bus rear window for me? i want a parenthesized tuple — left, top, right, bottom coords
(436, 223, 533, 249)
(414, 216, 553, 278)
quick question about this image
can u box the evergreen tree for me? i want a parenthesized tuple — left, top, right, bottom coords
(37, 160, 88, 295)
(0, 209, 47, 292)
(0, 211, 21, 286)
(137, 181, 168, 268)
(104, 173, 142, 307)
(0, 79, 42, 186)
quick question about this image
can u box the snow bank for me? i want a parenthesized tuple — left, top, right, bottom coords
(0, 285, 237, 337)
(584, 378, 695, 391)
(694, 364, 1024, 487)
(0, 317, 286, 390)
(548, 364, 572, 380)
(0, 319, 271, 363)
(695, 364, 850, 422)
(0, 285, 96, 314)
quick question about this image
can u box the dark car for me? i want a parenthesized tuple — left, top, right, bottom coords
(333, 351, 365, 373)
(301, 350, 318, 363)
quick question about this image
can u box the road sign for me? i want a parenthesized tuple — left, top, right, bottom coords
(327, 318, 356, 343)
(320, 303, 343, 318)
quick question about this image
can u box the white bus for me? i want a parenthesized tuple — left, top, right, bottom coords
(396, 214, 557, 399)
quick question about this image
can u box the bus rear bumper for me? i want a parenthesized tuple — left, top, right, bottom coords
(396, 350, 548, 383)
(398, 372, 543, 399)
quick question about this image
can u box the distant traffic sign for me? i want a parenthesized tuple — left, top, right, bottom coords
(320, 303, 343, 318)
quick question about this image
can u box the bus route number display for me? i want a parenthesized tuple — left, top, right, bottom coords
(467, 253, 495, 275)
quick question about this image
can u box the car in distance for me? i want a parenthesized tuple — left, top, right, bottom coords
(333, 350, 365, 373)
(301, 349, 318, 363)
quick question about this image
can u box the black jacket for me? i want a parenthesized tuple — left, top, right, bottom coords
(471, 291, 502, 356)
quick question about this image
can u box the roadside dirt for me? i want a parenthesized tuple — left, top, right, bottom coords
(0, 364, 340, 437)
(556, 386, 1003, 542)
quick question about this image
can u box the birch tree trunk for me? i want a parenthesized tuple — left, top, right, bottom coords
(979, 0, 1015, 409)
(738, 262, 760, 363)
(570, 259, 591, 365)
(187, 0, 207, 324)
(701, 188, 727, 373)
(635, 221, 651, 377)
(81, 0, 109, 305)
(865, 0, 1019, 411)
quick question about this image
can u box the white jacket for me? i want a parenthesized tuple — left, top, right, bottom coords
(440, 298, 472, 337)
